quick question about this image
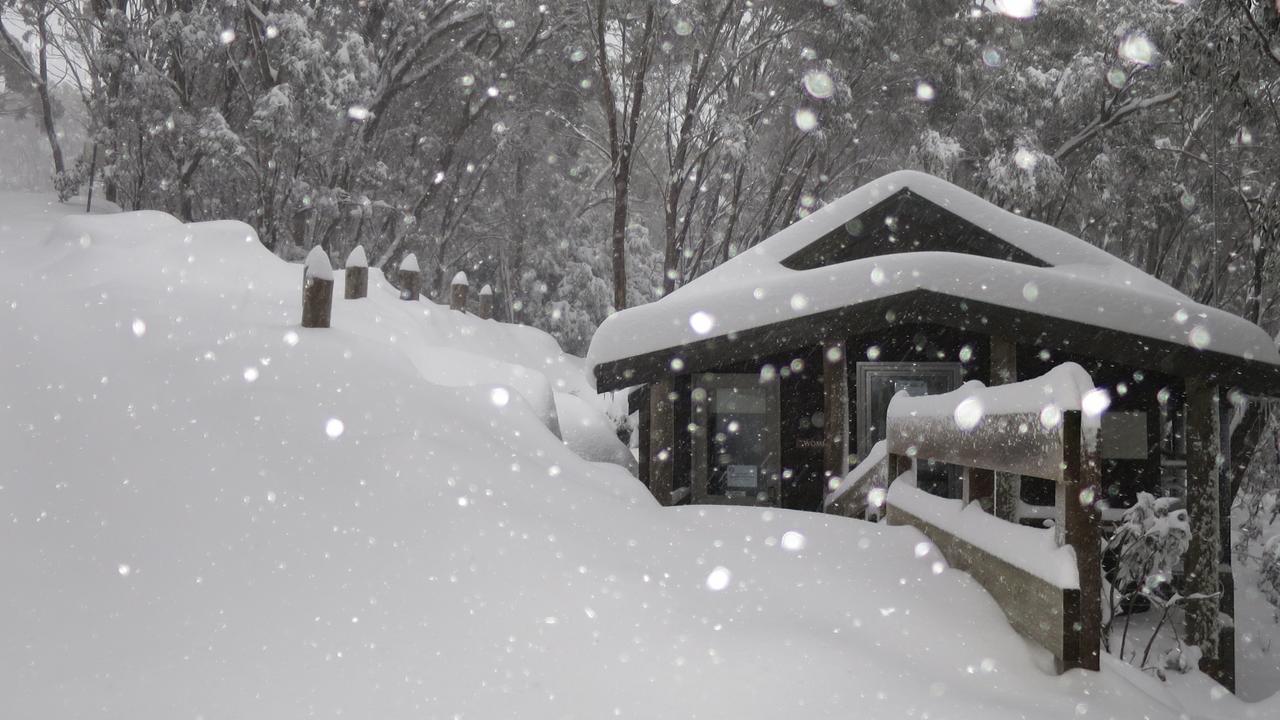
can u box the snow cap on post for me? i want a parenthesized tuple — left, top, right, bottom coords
(346, 245, 368, 268)
(450, 270, 469, 312)
(305, 245, 333, 281)
(397, 252, 421, 301)
(478, 284, 495, 320)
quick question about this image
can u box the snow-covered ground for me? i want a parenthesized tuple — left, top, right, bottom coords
(2, 194, 1277, 719)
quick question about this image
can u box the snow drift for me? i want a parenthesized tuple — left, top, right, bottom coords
(1, 194, 1272, 719)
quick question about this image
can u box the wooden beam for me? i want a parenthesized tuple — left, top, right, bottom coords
(649, 378, 675, 506)
(991, 336, 1019, 520)
(1184, 377, 1222, 672)
(1058, 410, 1101, 671)
(823, 339, 849, 496)
(636, 386, 651, 490)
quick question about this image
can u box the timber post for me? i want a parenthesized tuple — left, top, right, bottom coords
(344, 245, 368, 299)
(301, 246, 333, 329)
(450, 271, 469, 312)
(822, 338, 849, 496)
(397, 253, 421, 301)
(649, 377, 676, 506)
(991, 335, 1019, 519)
(1184, 376, 1227, 685)
(1059, 410, 1102, 671)
(887, 452, 911, 482)
(478, 284, 494, 319)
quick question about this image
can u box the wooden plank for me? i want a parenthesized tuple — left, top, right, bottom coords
(823, 339, 849, 495)
(1184, 377, 1222, 673)
(990, 335, 1020, 521)
(886, 503, 1072, 660)
(649, 378, 675, 506)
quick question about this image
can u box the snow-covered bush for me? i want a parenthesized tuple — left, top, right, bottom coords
(1110, 492, 1190, 590)
(1261, 535, 1280, 621)
(1104, 492, 1191, 670)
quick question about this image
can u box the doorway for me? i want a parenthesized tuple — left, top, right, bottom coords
(856, 362, 963, 497)
(691, 373, 781, 506)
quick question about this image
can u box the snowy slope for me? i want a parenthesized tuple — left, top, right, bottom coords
(1, 194, 1274, 719)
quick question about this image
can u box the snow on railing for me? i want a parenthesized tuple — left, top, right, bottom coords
(823, 439, 887, 519)
(882, 362, 1103, 673)
(886, 362, 1103, 483)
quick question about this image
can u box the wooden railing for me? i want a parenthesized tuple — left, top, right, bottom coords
(883, 387, 1103, 673)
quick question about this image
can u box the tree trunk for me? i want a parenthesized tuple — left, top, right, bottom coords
(35, 13, 66, 178)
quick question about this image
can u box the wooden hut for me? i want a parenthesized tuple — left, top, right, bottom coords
(587, 170, 1280, 515)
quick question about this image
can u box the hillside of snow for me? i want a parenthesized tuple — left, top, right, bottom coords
(1, 194, 1275, 719)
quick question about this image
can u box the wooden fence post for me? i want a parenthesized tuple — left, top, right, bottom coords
(823, 338, 849, 496)
(478, 284, 494, 319)
(344, 245, 368, 299)
(1059, 410, 1101, 671)
(649, 378, 675, 506)
(398, 253, 421, 301)
(450, 271, 469, 312)
(888, 452, 911, 482)
(1184, 376, 1224, 679)
(301, 246, 333, 329)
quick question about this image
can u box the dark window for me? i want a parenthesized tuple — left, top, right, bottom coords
(781, 189, 1051, 271)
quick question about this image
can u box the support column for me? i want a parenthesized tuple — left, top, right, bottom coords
(1185, 377, 1223, 677)
(649, 378, 676, 506)
(991, 336, 1019, 520)
(1059, 410, 1102, 671)
(1215, 390, 1237, 692)
(823, 339, 850, 497)
(635, 387, 651, 488)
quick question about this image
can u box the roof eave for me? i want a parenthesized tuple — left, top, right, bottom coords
(592, 289, 1280, 396)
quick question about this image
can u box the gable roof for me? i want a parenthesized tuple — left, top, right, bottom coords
(587, 170, 1280, 391)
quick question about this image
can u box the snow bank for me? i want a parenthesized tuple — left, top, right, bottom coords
(588, 170, 1280, 372)
(887, 479, 1079, 588)
(399, 252, 419, 272)
(554, 391, 638, 473)
(0, 192, 1265, 719)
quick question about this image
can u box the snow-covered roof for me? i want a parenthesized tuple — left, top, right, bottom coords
(588, 170, 1280, 381)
